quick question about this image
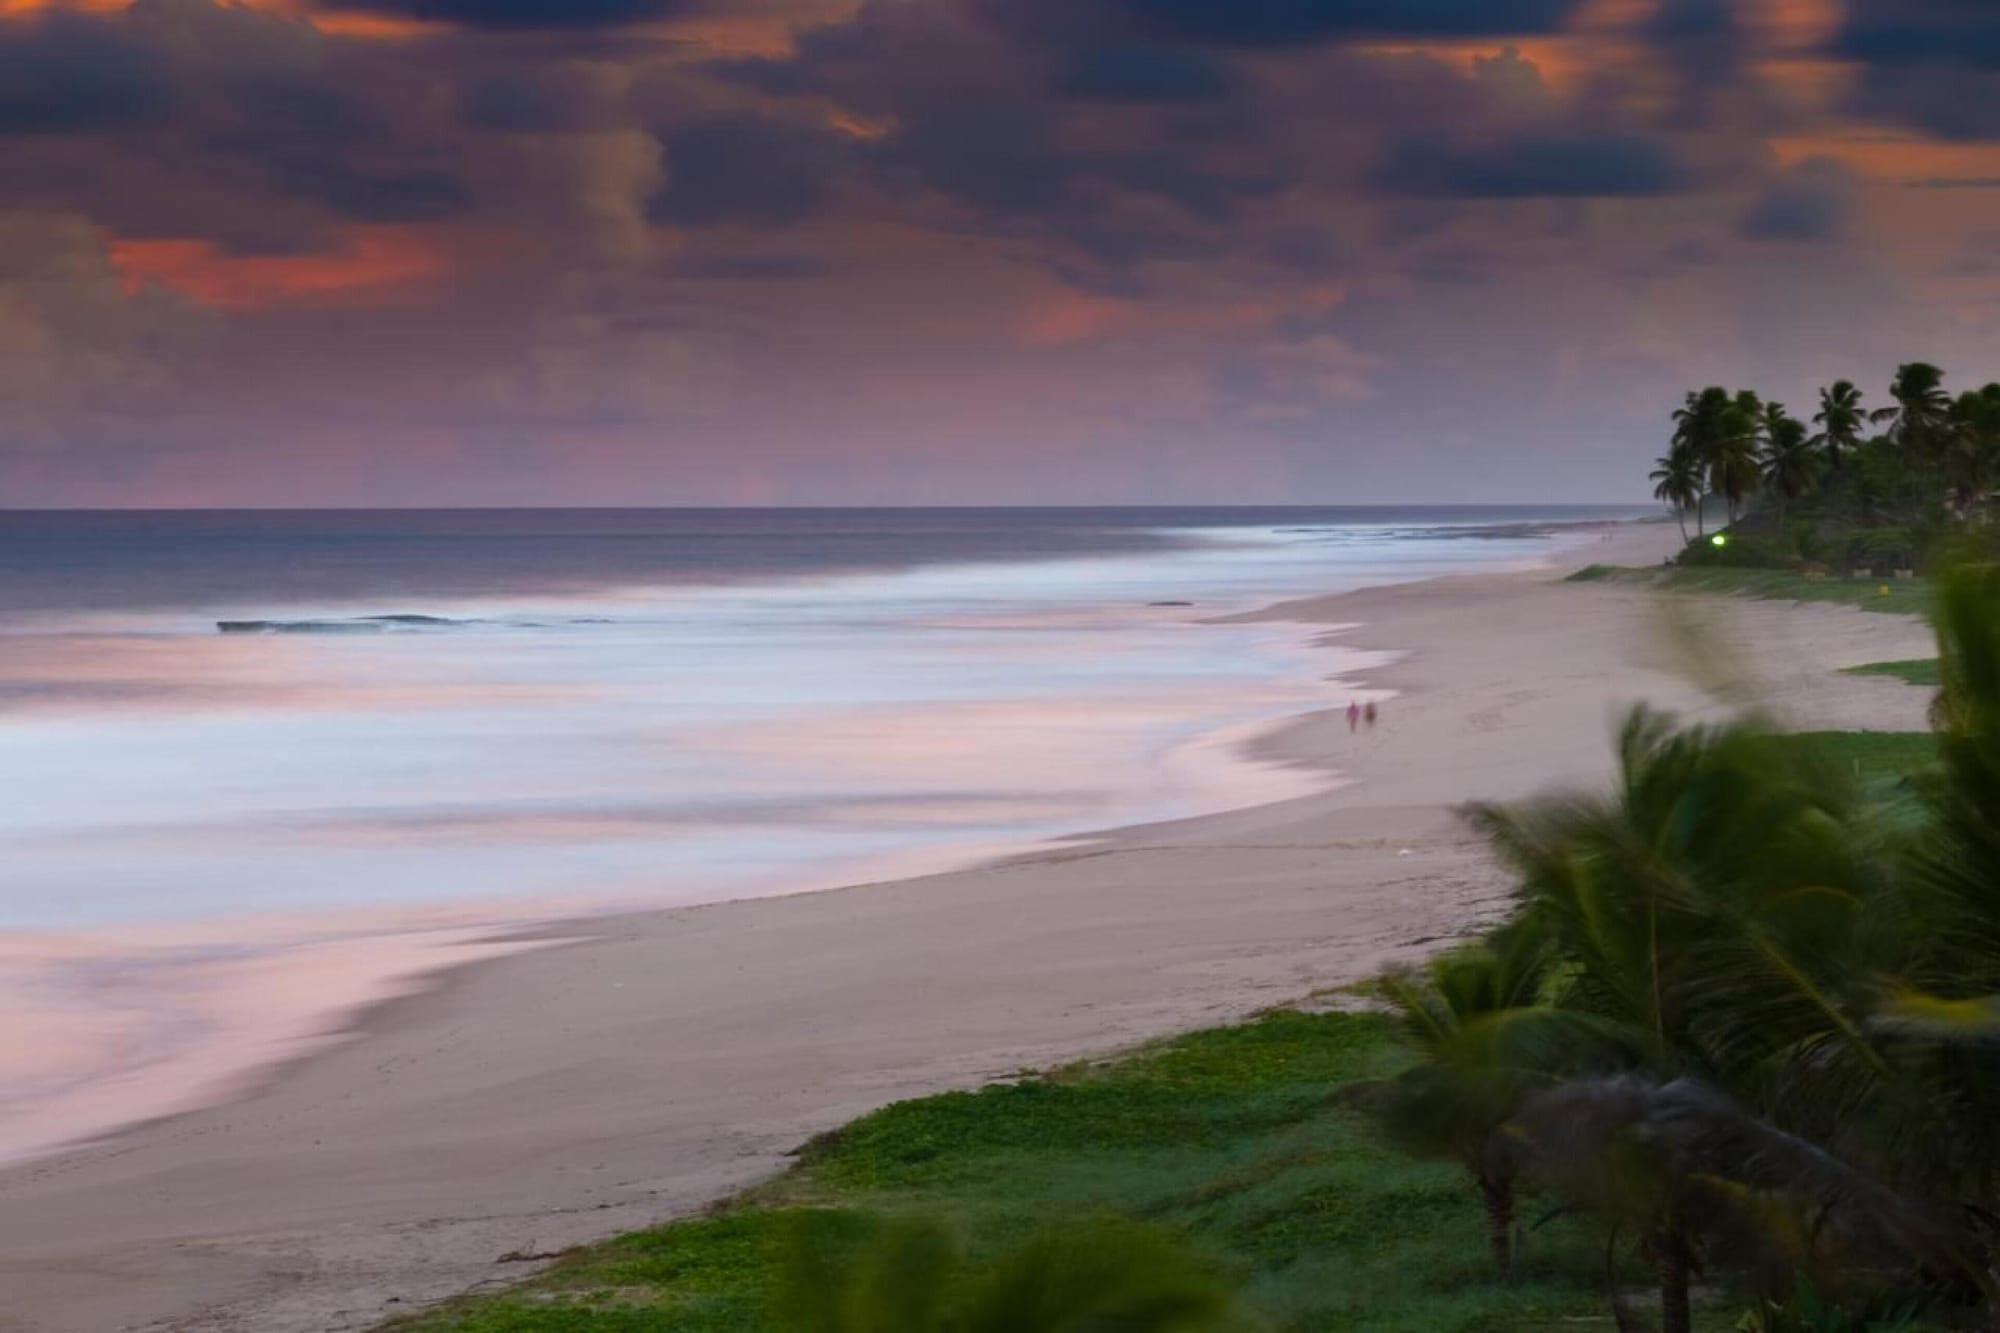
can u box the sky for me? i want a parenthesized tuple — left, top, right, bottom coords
(3, 0, 2000, 507)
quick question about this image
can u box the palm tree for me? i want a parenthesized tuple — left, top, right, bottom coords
(1469, 710, 1892, 1332)
(1757, 402, 1818, 533)
(1368, 922, 1568, 1276)
(1710, 394, 1763, 524)
(1871, 362, 1953, 464)
(1810, 380, 1867, 470)
(1671, 387, 1734, 536)
(1651, 445, 1700, 543)
(1943, 383, 2000, 511)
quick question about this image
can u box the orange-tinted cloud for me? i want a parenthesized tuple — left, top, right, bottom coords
(1771, 135, 2000, 184)
(1, 0, 450, 37)
(110, 225, 478, 311)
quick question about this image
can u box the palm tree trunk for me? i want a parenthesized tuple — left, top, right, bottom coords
(1656, 1226, 1693, 1333)
(1478, 1172, 1514, 1278)
(1673, 506, 1687, 543)
(1695, 495, 1705, 539)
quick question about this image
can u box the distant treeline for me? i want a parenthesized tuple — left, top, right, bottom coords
(1650, 365, 2000, 573)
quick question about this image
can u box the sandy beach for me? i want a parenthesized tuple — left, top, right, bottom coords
(0, 523, 1938, 1333)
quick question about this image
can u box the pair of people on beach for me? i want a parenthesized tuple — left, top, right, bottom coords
(1346, 700, 1377, 733)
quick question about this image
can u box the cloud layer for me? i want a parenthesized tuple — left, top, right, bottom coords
(2, 0, 1998, 505)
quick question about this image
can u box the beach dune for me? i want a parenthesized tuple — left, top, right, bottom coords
(0, 524, 1935, 1333)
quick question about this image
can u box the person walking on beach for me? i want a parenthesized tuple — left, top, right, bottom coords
(1364, 701, 1378, 729)
(1347, 700, 1360, 733)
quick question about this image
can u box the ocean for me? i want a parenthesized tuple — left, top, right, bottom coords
(0, 505, 1642, 1161)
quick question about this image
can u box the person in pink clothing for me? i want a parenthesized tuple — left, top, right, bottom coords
(1347, 700, 1361, 733)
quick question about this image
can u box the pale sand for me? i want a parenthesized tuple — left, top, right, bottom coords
(0, 525, 1938, 1333)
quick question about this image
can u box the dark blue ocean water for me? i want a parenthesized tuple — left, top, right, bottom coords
(0, 506, 1642, 616)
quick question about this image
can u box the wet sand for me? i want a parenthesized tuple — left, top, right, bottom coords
(0, 523, 1936, 1332)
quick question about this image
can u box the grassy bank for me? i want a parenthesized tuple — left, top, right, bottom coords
(1566, 564, 1933, 616)
(393, 1009, 1721, 1333)
(1776, 729, 1937, 787)
(1843, 658, 1942, 687)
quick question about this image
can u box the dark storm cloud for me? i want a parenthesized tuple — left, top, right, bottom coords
(0, 0, 472, 242)
(0, 12, 174, 135)
(1645, 0, 1746, 91)
(1054, 45, 1236, 101)
(875, 102, 1078, 216)
(315, 0, 696, 30)
(270, 159, 469, 223)
(649, 115, 841, 227)
(1114, 0, 1584, 44)
(1741, 158, 1854, 243)
(1375, 133, 1688, 199)
(463, 72, 611, 132)
(1835, 0, 2000, 69)
(1850, 69, 2000, 140)
(1835, 1, 2000, 140)
(715, 0, 1275, 266)
(983, 0, 1585, 46)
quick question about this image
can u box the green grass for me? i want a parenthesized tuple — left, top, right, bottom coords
(1843, 658, 1942, 687)
(1564, 564, 1933, 617)
(1771, 731, 1938, 798)
(389, 1010, 1734, 1332)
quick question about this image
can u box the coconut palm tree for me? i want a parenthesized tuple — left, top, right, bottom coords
(1367, 922, 1572, 1275)
(1468, 709, 1895, 1331)
(1672, 387, 1735, 536)
(1651, 445, 1701, 542)
(1757, 402, 1819, 533)
(1943, 383, 2000, 512)
(1811, 380, 1867, 470)
(1710, 394, 1764, 525)
(1871, 363, 1953, 464)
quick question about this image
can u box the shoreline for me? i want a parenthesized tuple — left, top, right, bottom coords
(0, 614, 1344, 1171)
(0, 524, 1570, 1173)
(0, 519, 1940, 1333)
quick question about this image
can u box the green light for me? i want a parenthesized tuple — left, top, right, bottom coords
(1711, 533, 1728, 547)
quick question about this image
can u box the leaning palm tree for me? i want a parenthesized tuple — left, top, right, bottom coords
(774, 1212, 1248, 1333)
(1470, 709, 1895, 1332)
(1871, 363, 1953, 464)
(1651, 445, 1701, 543)
(1811, 379, 1867, 470)
(1757, 402, 1819, 533)
(1366, 921, 1576, 1275)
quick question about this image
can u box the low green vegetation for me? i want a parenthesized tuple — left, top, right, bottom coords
(1564, 563, 1933, 617)
(1844, 659, 1942, 688)
(392, 1010, 1678, 1332)
(1770, 729, 1937, 788)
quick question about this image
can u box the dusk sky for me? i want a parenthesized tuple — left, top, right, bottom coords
(4, 0, 2000, 506)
